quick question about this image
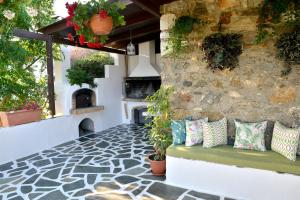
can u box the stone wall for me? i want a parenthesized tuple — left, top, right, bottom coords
(160, 0, 300, 134)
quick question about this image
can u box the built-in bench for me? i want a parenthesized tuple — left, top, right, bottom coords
(166, 145, 300, 200)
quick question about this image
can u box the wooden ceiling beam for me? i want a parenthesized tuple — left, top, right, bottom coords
(53, 38, 126, 54)
(107, 23, 159, 43)
(130, 0, 160, 18)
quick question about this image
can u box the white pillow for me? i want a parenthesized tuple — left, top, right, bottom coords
(185, 118, 208, 146)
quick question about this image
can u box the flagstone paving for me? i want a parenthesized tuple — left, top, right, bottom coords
(0, 124, 236, 200)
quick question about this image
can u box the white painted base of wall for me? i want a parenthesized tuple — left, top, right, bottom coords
(166, 156, 300, 200)
(0, 112, 111, 165)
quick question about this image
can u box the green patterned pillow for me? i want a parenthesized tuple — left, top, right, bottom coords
(271, 122, 300, 161)
(234, 120, 267, 152)
(203, 118, 227, 148)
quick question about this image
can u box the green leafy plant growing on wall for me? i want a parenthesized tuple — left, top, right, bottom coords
(146, 86, 173, 161)
(202, 33, 243, 71)
(275, 31, 300, 76)
(167, 16, 198, 56)
(66, 52, 114, 88)
(256, 0, 300, 43)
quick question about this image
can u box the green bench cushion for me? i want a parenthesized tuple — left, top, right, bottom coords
(167, 145, 300, 176)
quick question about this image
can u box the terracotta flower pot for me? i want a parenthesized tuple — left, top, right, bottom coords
(148, 154, 166, 176)
(0, 0, 4, 3)
(0, 109, 42, 127)
(90, 14, 113, 35)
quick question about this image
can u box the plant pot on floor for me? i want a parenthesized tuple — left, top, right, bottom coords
(148, 154, 166, 176)
(90, 14, 113, 35)
(0, 109, 42, 127)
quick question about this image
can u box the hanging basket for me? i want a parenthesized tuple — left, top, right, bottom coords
(0, 0, 4, 3)
(90, 14, 113, 35)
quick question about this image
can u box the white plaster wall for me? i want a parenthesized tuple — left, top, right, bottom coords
(128, 54, 161, 76)
(166, 156, 300, 200)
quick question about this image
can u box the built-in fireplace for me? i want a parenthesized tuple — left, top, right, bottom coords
(72, 89, 96, 109)
(124, 77, 161, 99)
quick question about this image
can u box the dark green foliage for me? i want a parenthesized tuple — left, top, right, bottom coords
(202, 33, 243, 71)
(256, 0, 300, 43)
(168, 16, 198, 55)
(146, 87, 173, 161)
(66, 53, 114, 88)
(276, 31, 300, 75)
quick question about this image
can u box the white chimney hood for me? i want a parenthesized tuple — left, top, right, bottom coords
(129, 41, 161, 77)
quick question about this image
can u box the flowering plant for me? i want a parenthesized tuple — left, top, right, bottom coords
(66, 0, 126, 48)
(22, 102, 40, 110)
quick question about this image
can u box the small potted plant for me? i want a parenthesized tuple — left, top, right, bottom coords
(0, 102, 42, 127)
(146, 86, 173, 176)
(66, 0, 126, 48)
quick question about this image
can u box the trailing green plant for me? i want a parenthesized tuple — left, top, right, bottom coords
(0, 0, 61, 115)
(146, 86, 174, 161)
(66, 52, 114, 88)
(167, 16, 199, 55)
(275, 31, 300, 76)
(202, 33, 243, 71)
(66, 0, 126, 47)
(256, 0, 300, 43)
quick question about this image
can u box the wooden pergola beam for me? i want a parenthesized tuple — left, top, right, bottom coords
(130, 0, 160, 18)
(13, 28, 56, 117)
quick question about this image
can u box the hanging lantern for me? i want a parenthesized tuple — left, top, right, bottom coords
(126, 30, 136, 56)
(127, 42, 136, 56)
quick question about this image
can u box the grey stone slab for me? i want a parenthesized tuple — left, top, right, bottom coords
(122, 167, 146, 176)
(139, 175, 165, 181)
(54, 141, 76, 148)
(115, 175, 140, 185)
(113, 168, 122, 173)
(188, 191, 220, 200)
(123, 159, 140, 170)
(63, 180, 85, 192)
(51, 158, 68, 164)
(17, 153, 39, 162)
(24, 174, 40, 184)
(96, 141, 109, 148)
(32, 159, 51, 167)
(224, 198, 237, 200)
(1, 186, 16, 193)
(94, 182, 120, 192)
(43, 168, 61, 179)
(73, 189, 93, 197)
(21, 185, 33, 194)
(0, 176, 21, 185)
(132, 186, 146, 196)
(28, 193, 43, 200)
(0, 162, 13, 171)
(74, 166, 110, 174)
(38, 190, 68, 200)
(115, 154, 131, 158)
(8, 196, 24, 200)
(35, 178, 61, 187)
(182, 196, 197, 200)
(86, 193, 132, 200)
(25, 168, 37, 176)
(147, 182, 186, 200)
(79, 156, 94, 165)
(87, 174, 97, 184)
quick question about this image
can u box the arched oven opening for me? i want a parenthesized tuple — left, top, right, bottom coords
(79, 118, 95, 137)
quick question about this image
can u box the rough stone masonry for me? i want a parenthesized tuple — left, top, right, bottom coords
(159, 0, 300, 136)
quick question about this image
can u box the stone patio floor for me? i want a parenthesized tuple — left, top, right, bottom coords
(0, 124, 236, 200)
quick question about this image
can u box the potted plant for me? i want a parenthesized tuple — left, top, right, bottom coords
(0, 102, 42, 127)
(65, 0, 126, 48)
(146, 86, 173, 176)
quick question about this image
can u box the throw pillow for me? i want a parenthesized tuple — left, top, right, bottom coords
(234, 120, 268, 151)
(203, 118, 227, 148)
(271, 122, 300, 161)
(171, 116, 192, 145)
(185, 118, 208, 146)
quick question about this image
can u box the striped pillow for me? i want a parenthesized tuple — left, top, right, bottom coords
(203, 118, 227, 148)
(271, 122, 300, 161)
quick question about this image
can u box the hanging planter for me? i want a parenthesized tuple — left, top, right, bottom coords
(66, 0, 126, 48)
(90, 14, 113, 35)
